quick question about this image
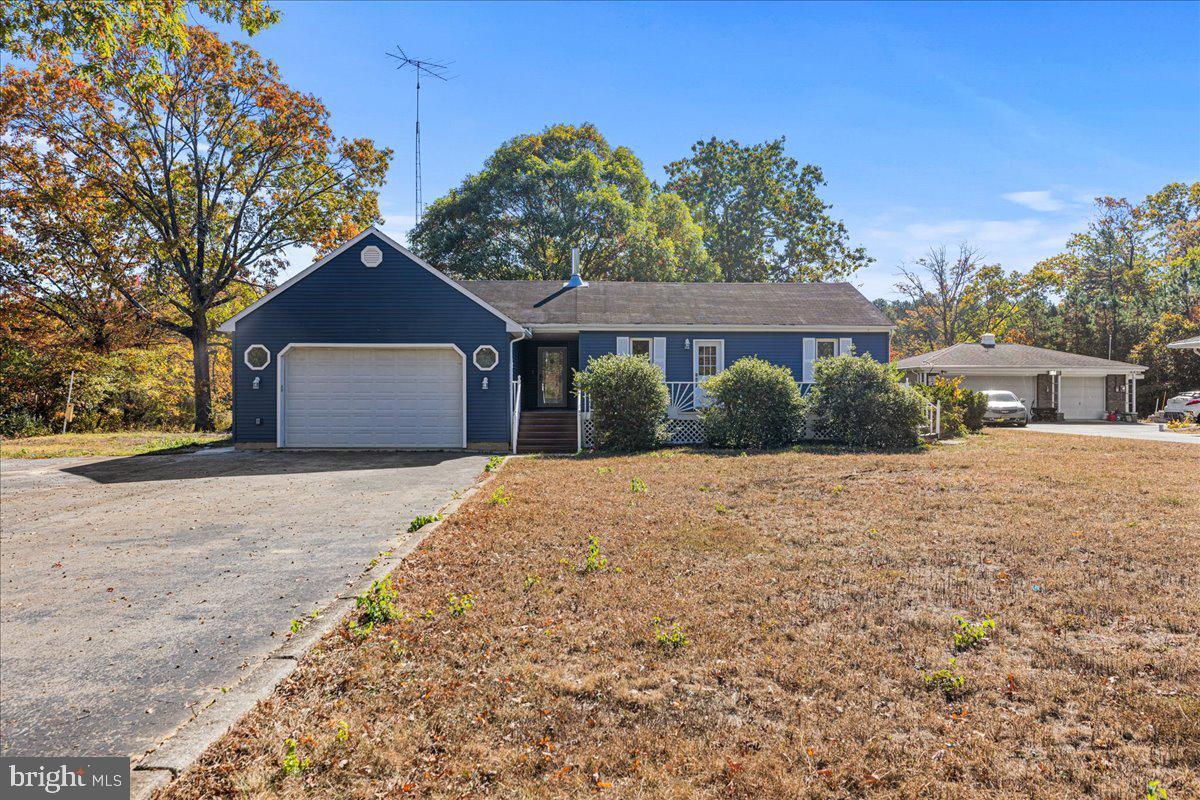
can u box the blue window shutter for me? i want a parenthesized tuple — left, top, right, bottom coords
(652, 337, 667, 374)
(839, 337, 854, 356)
(616, 337, 631, 356)
(802, 337, 816, 383)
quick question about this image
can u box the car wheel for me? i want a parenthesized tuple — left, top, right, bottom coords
(1018, 420, 1028, 428)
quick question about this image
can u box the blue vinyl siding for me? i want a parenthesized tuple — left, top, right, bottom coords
(578, 331, 889, 384)
(230, 234, 510, 444)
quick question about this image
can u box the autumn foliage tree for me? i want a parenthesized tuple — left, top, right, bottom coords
(1, 29, 391, 430)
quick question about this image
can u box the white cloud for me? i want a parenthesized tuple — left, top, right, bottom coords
(853, 209, 1089, 299)
(1002, 190, 1065, 213)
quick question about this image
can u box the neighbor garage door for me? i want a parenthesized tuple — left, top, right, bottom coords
(281, 346, 463, 448)
(957, 375, 1036, 412)
(1059, 376, 1106, 421)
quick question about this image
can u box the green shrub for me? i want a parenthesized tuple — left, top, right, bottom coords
(574, 354, 668, 451)
(699, 357, 804, 448)
(806, 355, 926, 449)
(961, 389, 989, 433)
(913, 377, 983, 438)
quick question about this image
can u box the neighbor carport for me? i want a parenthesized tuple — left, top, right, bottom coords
(896, 336, 1146, 420)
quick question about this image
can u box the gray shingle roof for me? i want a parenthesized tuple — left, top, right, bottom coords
(459, 280, 892, 328)
(893, 343, 1143, 371)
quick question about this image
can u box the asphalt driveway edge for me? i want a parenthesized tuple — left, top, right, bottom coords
(130, 455, 511, 799)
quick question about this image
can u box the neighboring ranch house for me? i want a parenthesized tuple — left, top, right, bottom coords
(219, 228, 893, 452)
(894, 335, 1147, 421)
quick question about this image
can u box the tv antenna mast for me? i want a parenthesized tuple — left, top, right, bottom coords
(387, 46, 450, 225)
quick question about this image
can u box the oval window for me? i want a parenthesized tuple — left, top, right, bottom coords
(244, 344, 271, 370)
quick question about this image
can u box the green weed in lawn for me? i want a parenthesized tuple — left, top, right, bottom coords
(923, 657, 966, 699)
(953, 616, 996, 651)
(448, 593, 475, 617)
(349, 578, 399, 638)
(281, 738, 309, 776)
(630, 477, 647, 493)
(408, 514, 442, 533)
(651, 616, 688, 651)
(490, 486, 511, 507)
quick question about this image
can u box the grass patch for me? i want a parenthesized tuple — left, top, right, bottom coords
(0, 431, 229, 458)
(162, 431, 1200, 799)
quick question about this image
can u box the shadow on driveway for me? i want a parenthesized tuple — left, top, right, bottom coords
(65, 448, 485, 484)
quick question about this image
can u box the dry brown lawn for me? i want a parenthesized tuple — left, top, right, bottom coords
(161, 431, 1199, 800)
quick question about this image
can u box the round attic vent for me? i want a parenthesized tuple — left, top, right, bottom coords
(360, 245, 383, 268)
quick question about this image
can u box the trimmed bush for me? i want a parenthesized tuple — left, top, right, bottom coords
(806, 354, 926, 449)
(700, 357, 804, 448)
(574, 354, 668, 451)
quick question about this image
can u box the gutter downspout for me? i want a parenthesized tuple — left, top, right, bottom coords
(509, 327, 529, 453)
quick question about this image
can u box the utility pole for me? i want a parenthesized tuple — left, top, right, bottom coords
(386, 47, 450, 226)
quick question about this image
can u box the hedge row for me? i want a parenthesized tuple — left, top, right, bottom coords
(577, 352, 934, 451)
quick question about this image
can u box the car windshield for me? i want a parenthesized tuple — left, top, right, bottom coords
(985, 391, 1020, 403)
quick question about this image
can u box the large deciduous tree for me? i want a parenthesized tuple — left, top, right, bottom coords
(0, 0, 278, 89)
(410, 123, 716, 282)
(1, 29, 391, 430)
(663, 137, 871, 282)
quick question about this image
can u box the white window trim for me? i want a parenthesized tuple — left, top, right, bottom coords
(815, 338, 840, 359)
(244, 344, 271, 371)
(630, 337, 653, 359)
(692, 338, 725, 381)
(275, 343, 466, 449)
(472, 344, 499, 371)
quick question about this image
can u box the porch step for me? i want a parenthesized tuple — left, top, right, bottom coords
(516, 411, 577, 453)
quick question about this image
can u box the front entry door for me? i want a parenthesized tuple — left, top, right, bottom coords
(538, 347, 567, 407)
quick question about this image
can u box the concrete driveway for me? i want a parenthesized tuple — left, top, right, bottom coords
(1012, 421, 1200, 444)
(0, 448, 489, 759)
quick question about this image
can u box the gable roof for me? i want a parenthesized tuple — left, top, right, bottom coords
(216, 228, 524, 334)
(1167, 334, 1200, 350)
(893, 342, 1144, 372)
(460, 280, 892, 330)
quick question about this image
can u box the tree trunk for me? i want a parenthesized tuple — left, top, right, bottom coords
(190, 325, 215, 432)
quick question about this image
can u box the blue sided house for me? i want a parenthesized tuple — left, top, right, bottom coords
(219, 228, 894, 453)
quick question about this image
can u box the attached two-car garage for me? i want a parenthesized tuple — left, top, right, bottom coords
(279, 345, 465, 448)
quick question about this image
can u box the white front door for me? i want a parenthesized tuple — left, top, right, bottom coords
(281, 346, 464, 448)
(692, 339, 724, 406)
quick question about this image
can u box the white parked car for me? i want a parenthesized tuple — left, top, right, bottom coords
(1163, 390, 1200, 420)
(981, 390, 1029, 426)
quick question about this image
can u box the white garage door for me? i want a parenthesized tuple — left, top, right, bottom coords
(281, 347, 463, 448)
(957, 375, 1036, 411)
(1059, 376, 1106, 420)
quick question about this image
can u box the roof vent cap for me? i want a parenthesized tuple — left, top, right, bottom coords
(563, 246, 588, 289)
(981, 333, 996, 348)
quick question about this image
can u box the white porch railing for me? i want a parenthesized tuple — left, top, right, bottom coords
(510, 377, 521, 454)
(920, 397, 941, 439)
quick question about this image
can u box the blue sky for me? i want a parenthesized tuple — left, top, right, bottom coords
(226, 1, 1199, 298)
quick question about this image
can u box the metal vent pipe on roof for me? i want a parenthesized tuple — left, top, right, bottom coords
(563, 246, 588, 289)
(981, 333, 996, 347)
